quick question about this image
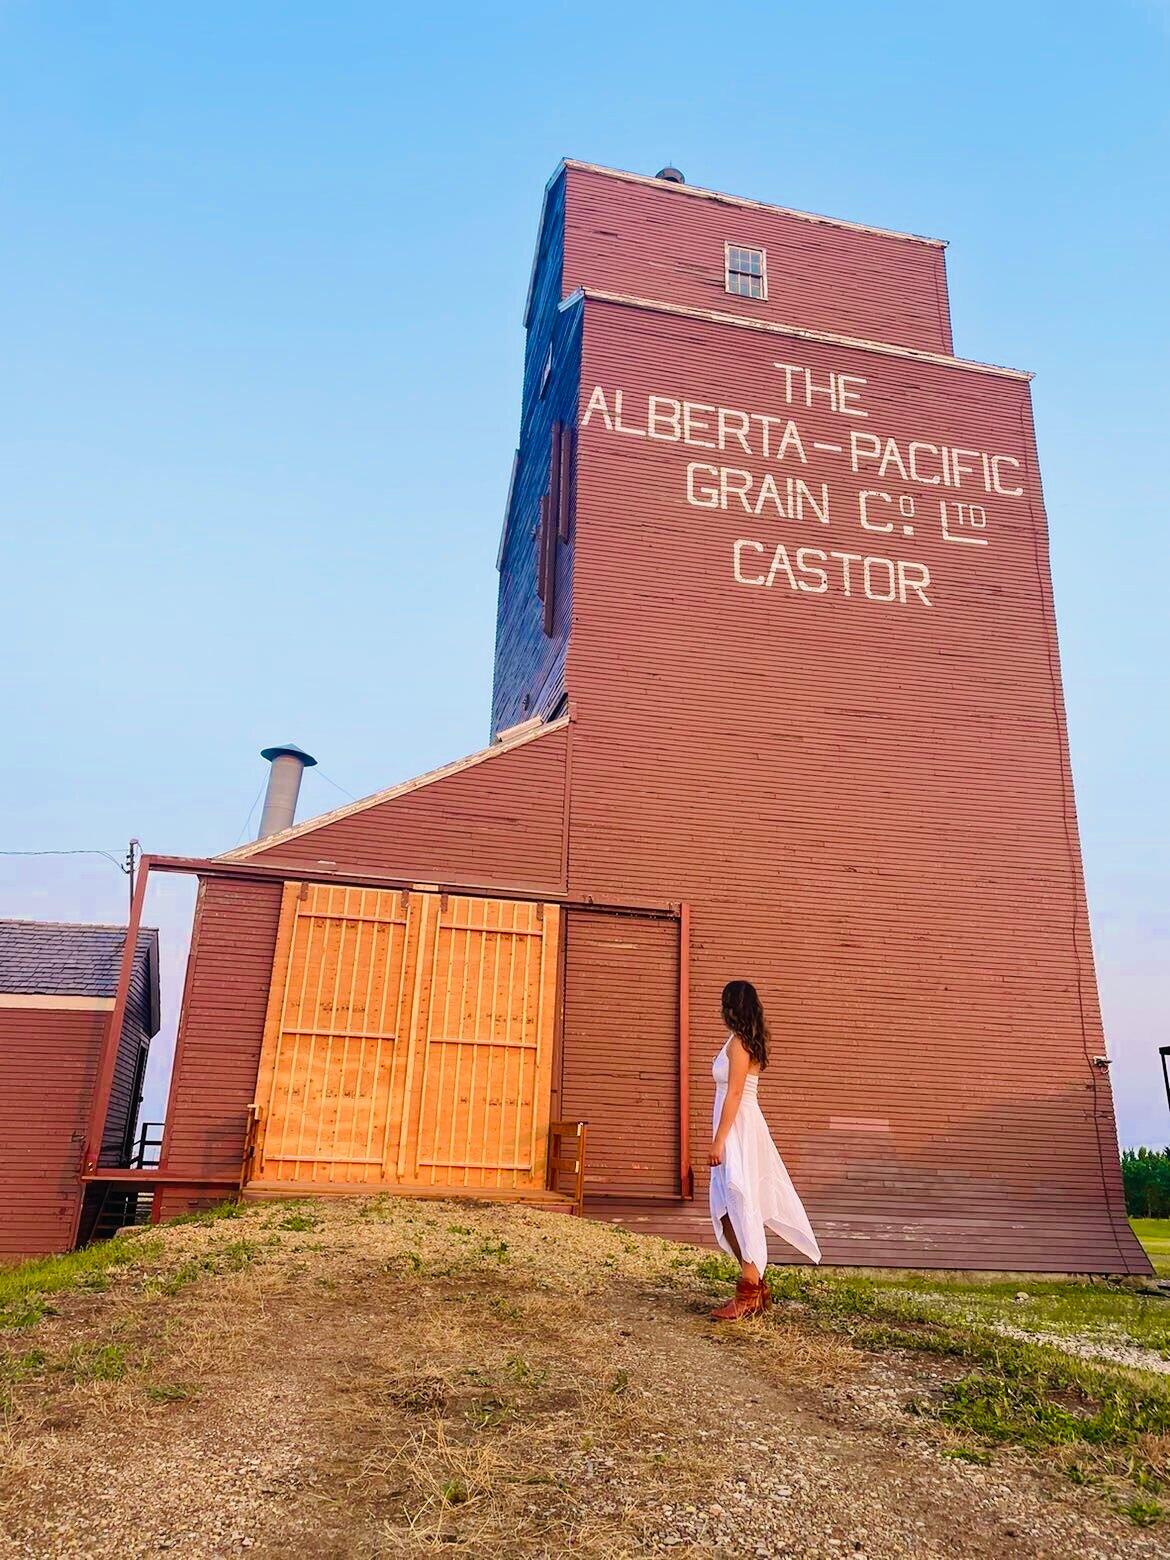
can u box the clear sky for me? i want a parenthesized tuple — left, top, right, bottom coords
(1, 2, 1166, 1142)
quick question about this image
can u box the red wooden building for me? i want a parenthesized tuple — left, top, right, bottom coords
(0, 920, 159, 1259)
(91, 161, 1142, 1272)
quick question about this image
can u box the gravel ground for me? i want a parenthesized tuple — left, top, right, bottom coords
(0, 1197, 1165, 1558)
(991, 1320, 1170, 1375)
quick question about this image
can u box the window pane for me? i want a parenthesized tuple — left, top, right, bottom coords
(726, 245, 766, 297)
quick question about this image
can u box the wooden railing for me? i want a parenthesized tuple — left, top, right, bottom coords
(547, 1119, 588, 1216)
(240, 1103, 262, 1191)
(127, 1120, 164, 1170)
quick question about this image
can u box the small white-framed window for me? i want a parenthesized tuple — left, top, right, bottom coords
(725, 243, 767, 300)
(539, 345, 554, 397)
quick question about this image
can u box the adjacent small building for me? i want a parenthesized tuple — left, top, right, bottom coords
(0, 920, 159, 1259)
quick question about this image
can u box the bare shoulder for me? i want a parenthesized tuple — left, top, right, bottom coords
(726, 1033, 759, 1074)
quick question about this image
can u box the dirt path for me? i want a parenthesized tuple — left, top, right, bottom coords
(0, 1199, 1163, 1558)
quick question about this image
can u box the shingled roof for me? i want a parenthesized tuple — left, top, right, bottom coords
(0, 921, 160, 1032)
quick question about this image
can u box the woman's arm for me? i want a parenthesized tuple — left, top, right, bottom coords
(709, 1037, 752, 1165)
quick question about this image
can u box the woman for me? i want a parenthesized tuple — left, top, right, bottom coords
(708, 979, 821, 1320)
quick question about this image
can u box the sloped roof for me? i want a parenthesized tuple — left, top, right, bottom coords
(0, 920, 160, 1032)
(221, 714, 570, 863)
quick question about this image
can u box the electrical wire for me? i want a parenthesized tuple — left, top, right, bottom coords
(0, 847, 126, 870)
(314, 770, 358, 802)
(234, 780, 267, 847)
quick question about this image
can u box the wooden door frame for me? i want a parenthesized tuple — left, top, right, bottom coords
(84, 856, 688, 1220)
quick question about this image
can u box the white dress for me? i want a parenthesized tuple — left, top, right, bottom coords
(709, 1036, 822, 1271)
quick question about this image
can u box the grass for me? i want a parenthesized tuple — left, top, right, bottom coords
(149, 1240, 260, 1295)
(0, 1233, 162, 1329)
(730, 1260, 1170, 1517)
(2, 1197, 1166, 1549)
(693, 1240, 1170, 1358)
(1132, 1219, 1170, 1277)
(165, 1199, 244, 1227)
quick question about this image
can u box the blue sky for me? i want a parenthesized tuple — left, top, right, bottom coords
(0, 1, 1166, 1141)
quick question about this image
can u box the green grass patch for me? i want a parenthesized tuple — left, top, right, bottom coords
(151, 1239, 260, 1295)
(0, 1348, 46, 1383)
(691, 1253, 738, 1287)
(1132, 1220, 1170, 1278)
(143, 1382, 192, 1402)
(0, 1234, 162, 1330)
(940, 1446, 991, 1465)
(164, 1200, 244, 1227)
(1123, 1495, 1167, 1527)
(936, 1359, 1170, 1454)
(355, 1196, 393, 1221)
(276, 1210, 319, 1232)
(751, 1261, 1170, 1517)
(60, 1342, 126, 1382)
(765, 1262, 1170, 1356)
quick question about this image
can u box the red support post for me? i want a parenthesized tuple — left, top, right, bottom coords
(678, 902, 693, 1198)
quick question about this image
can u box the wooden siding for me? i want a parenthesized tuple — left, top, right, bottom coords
(562, 294, 1142, 1272)
(248, 724, 570, 888)
(0, 1008, 107, 1258)
(99, 952, 152, 1168)
(492, 296, 582, 735)
(155, 168, 1142, 1273)
(0, 935, 155, 1257)
(561, 911, 679, 1197)
(154, 878, 284, 1219)
(156, 730, 572, 1217)
(562, 164, 954, 358)
(522, 169, 566, 405)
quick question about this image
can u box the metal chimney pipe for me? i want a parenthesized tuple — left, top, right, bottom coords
(257, 743, 317, 840)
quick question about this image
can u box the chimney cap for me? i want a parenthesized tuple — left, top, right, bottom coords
(655, 165, 685, 184)
(260, 742, 318, 767)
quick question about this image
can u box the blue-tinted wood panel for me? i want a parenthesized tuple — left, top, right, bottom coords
(492, 171, 581, 735)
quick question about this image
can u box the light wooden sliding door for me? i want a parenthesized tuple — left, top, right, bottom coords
(249, 883, 561, 1194)
(251, 884, 414, 1186)
(409, 894, 559, 1190)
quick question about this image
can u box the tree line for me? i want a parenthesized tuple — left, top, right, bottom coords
(1123, 1147, 1170, 1217)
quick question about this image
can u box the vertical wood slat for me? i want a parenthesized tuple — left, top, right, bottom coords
(556, 423, 572, 543)
(395, 891, 433, 1178)
(251, 882, 302, 1176)
(378, 891, 416, 1172)
(549, 417, 562, 526)
(536, 495, 550, 603)
(542, 498, 557, 635)
(248, 888, 561, 1195)
(538, 422, 561, 635)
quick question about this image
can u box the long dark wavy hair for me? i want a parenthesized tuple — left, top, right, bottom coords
(722, 979, 770, 1070)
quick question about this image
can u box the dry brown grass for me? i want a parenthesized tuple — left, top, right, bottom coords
(0, 1198, 1164, 1559)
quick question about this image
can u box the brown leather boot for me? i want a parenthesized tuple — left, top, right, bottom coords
(709, 1276, 769, 1321)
